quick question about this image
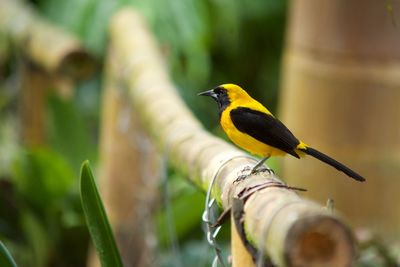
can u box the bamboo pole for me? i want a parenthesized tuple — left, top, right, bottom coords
(231, 199, 256, 267)
(19, 63, 50, 146)
(280, 0, 400, 239)
(109, 9, 356, 266)
(88, 47, 160, 267)
(0, 0, 95, 79)
(231, 216, 255, 267)
(0, 0, 95, 145)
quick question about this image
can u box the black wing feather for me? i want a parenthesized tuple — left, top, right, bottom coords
(230, 107, 300, 158)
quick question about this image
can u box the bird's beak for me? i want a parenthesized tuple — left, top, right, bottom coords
(198, 89, 217, 100)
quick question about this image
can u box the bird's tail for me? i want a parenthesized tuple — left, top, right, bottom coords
(298, 146, 365, 182)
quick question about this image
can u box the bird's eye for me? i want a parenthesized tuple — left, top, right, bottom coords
(214, 88, 222, 95)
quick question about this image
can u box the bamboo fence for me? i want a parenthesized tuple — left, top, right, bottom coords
(108, 9, 357, 267)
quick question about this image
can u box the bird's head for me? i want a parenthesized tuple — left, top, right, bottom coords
(198, 84, 250, 111)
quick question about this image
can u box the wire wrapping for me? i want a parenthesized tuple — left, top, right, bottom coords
(202, 155, 255, 266)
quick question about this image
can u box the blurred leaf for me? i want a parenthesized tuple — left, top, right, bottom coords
(0, 241, 17, 267)
(159, 240, 226, 267)
(12, 148, 74, 210)
(58, 224, 90, 267)
(0, 180, 19, 239)
(20, 212, 49, 267)
(80, 161, 123, 267)
(156, 187, 204, 246)
(47, 93, 95, 170)
(0, 28, 11, 71)
(80, 0, 118, 55)
(0, 116, 19, 177)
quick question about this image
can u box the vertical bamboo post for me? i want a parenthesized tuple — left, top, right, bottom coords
(231, 209, 255, 267)
(280, 0, 400, 238)
(19, 64, 51, 146)
(88, 46, 160, 267)
(19, 65, 75, 146)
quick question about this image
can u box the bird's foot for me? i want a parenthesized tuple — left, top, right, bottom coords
(241, 166, 251, 173)
(234, 174, 249, 183)
(234, 166, 252, 183)
(234, 165, 275, 183)
(251, 166, 275, 175)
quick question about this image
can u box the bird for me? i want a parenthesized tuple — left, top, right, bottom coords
(198, 83, 365, 182)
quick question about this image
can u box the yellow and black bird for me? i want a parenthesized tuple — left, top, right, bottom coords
(198, 83, 365, 182)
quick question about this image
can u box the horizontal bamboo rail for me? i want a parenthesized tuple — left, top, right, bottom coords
(109, 9, 356, 267)
(0, 0, 95, 79)
(0, 0, 96, 145)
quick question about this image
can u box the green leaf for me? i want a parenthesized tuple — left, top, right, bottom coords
(12, 148, 74, 210)
(20, 212, 49, 267)
(156, 190, 204, 246)
(47, 93, 96, 171)
(0, 241, 17, 267)
(80, 161, 123, 267)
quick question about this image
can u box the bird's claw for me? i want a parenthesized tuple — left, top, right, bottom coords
(234, 174, 249, 183)
(234, 165, 274, 183)
(241, 166, 251, 172)
(234, 166, 252, 183)
(251, 166, 274, 175)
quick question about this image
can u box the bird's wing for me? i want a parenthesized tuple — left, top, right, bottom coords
(230, 107, 300, 158)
